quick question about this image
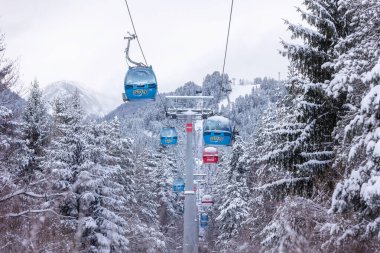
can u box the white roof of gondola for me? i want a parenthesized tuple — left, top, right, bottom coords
(206, 115, 231, 124)
(204, 147, 218, 153)
(202, 195, 213, 201)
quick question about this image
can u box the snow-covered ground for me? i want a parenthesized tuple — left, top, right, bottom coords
(219, 83, 259, 108)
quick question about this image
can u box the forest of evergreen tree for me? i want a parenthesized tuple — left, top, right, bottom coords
(1, 0, 380, 252)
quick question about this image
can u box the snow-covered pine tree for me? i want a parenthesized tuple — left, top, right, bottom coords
(47, 91, 84, 191)
(45, 93, 134, 252)
(252, 93, 313, 196)
(325, 0, 380, 250)
(0, 33, 26, 179)
(214, 138, 250, 252)
(74, 119, 131, 252)
(174, 81, 202, 96)
(103, 118, 136, 204)
(239, 1, 355, 251)
(0, 36, 54, 252)
(127, 150, 166, 252)
(22, 80, 49, 179)
(42, 91, 89, 251)
(0, 34, 18, 103)
(280, 0, 352, 193)
(174, 81, 202, 108)
(224, 77, 285, 141)
(0, 96, 32, 252)
(242, 95, 313, 252)
(153, 148, 182, 235)
(202, 71, 231, 108)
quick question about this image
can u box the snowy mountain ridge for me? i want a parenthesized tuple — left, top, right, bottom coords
(43, 80, 114, 117)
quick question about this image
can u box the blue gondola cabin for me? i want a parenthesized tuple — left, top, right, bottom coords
(123, 66, 157, 101)
(203, 116, 233, 146)
(200, 213, 209, 228)
(160, 127, 178, 146)
(172, 178, 185, 193)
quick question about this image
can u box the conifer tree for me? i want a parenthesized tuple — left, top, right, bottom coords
(326, 0, 380, 248)
(202, 71, 231, 108)
(0, 37, 53, 252)
(44, 92, 88, 249)
(22, 80, 49, 178)
(215, 138, 250, 252)
(241, 1, 356, 251)
(280, 0, 352, 189)
(153, 148, 182, 227)
(0, 34, 17, 99)
(75, 120, 130, 252)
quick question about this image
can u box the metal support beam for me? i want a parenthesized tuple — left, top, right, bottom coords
(164, 95, 214, 253)
(183, 115, 198, 253)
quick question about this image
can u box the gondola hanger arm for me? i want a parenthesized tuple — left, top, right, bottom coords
(124, 33, 147, 67)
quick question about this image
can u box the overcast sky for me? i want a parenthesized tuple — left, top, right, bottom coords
(0, 0, 302, 103)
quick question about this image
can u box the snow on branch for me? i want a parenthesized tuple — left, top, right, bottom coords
(253, 177, 311, 191)
(0, 208, 74, 219)
(294, 159, 332, 170)
(1, 209, 55, 218)
(296, 6, 338, 38)
(0, 189, 65, 203)
(284, 19, 325, 41)
(281, 41, 329, 59)
(300, 151, 334, 158)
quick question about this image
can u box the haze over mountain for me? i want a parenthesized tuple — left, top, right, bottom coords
(43, 80, 117, 117)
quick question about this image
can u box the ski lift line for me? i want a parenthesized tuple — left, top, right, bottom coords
(221, 0, 234, 105)
(123, 0, 148, 66)
(124, 34, 146, 67)
(221, 0, 234, 80)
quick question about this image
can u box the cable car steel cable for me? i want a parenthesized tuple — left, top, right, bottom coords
(123, 0, 148, 66)
(200, 0, 236, 149)
(122, 0, 171, 115)
(122, 1, 165, 102)
(220, 0, 234, 107)
(124, 0, 167, 110)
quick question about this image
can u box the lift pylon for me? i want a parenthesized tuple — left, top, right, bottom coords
(165, 96, 214, 120)
(165, 95, 213, 253)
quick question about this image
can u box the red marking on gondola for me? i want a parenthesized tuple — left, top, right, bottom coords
(186, 123, 193, 133)
(203, 156, 219, 164)
(203, 148, 219, 164)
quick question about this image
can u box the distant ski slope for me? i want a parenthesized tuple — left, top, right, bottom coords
(219, 83, 259, 108)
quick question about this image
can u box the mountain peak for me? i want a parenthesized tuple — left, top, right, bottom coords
(43, 80, 111, 117)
